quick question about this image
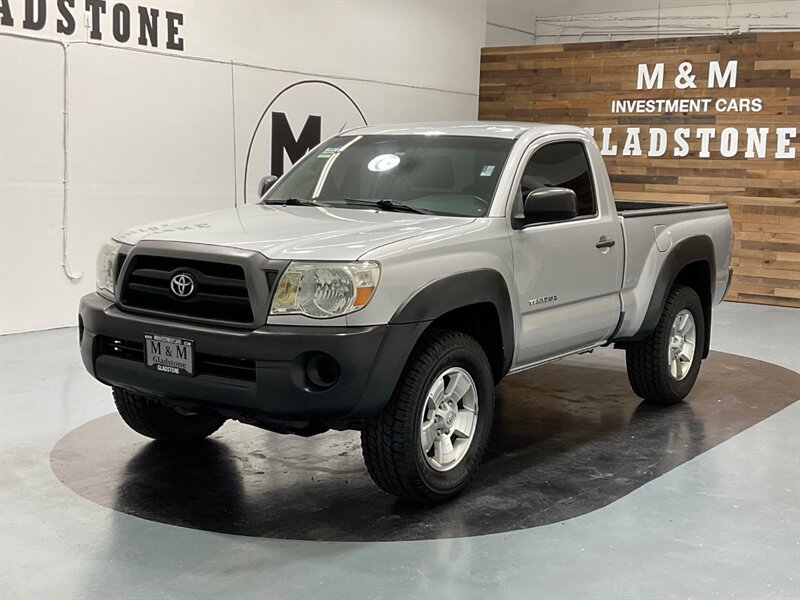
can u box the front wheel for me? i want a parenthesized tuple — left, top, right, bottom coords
(112, 387, 226, 443)
(625, 284, 706, 405)
(361, 330, 495, 503)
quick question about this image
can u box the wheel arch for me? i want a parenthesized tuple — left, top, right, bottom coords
(389, 269, 514, 382)
(615, 235, 715, 358)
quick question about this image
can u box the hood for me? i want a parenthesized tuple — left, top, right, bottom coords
(113, 204, 475, 261)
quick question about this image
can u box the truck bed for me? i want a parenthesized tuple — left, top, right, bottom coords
(616, 200, 729, 218)
(611, 198, 732, 342)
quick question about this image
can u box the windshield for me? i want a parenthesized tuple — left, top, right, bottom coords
(264, 134, 514, 217)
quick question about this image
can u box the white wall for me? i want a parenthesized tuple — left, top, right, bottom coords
(487, 0, 799, 46)
(0, 0, 488, 333)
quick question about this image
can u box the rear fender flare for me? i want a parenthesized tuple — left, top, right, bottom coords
(616, 235, 715, 357)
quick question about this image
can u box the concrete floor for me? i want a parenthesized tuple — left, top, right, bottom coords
(1, 301, 798, 599)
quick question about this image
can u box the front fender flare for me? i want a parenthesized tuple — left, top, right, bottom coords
(389, 269, 515, 375)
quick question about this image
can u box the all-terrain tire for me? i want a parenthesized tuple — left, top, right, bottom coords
(112, 386, 225, 443)
(361, 330, 495, 504)
(625, 284, 705, 405)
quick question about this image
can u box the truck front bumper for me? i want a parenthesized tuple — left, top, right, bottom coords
(79, 293, 427, 426)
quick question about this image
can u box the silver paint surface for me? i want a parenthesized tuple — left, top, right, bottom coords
(107, 124, 731, 369)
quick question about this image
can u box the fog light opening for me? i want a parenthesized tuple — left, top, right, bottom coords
(306, 353, 341, 390)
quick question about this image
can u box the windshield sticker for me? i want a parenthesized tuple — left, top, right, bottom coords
(317, 147, 340, 159)
(480, 165, 496, 177)
(368, 154, 401, 172)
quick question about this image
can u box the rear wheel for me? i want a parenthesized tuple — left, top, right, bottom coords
(625, 285, 705, 405)
(361, 330, 495, 503)
(112, 387, 225, 443)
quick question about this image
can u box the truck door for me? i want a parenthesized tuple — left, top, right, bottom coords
(509, 138, 623, 367)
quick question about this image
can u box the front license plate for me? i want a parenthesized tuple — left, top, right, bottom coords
(144, 333, 195, 376)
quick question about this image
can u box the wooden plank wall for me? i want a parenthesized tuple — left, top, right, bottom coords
(480, 32, 800, 307)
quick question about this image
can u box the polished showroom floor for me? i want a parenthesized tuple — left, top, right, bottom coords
(1, 301, 798, 599)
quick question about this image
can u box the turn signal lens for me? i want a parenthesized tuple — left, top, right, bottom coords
(270, 261, 380, 319)
(354, 285, 376, 308)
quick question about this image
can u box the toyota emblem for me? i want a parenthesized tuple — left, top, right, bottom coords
(170, 273, 196, 298)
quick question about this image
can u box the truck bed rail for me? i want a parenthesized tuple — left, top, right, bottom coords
(616, 201, 729, 218)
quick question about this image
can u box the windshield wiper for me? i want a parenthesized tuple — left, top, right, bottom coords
(342, 198, 434, 215)
(261, 197, 327, 207)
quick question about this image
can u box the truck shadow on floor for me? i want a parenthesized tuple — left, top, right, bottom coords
(50, 349, 798, 541)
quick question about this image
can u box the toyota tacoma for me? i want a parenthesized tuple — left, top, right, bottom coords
(79, 122, 733, 503)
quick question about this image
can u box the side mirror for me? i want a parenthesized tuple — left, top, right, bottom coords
(524, 187, 578, 224)
(258, 175, 279, 199)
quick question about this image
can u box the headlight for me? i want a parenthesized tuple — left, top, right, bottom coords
(96, 239, 122, 296)
(271, 261, 380, 318)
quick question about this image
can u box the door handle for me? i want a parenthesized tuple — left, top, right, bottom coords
(595, 237, 616, 249)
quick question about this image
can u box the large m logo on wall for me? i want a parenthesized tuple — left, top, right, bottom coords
(244, 80, 367, 201)
(271, 113, 321, 177)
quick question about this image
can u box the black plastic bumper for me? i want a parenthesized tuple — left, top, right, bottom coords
(79, 293, 428, 424)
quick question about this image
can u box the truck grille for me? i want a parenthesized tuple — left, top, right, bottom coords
(119, 255, 254, 324)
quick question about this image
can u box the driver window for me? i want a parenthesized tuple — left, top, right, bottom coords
(521, 142, 597, 217)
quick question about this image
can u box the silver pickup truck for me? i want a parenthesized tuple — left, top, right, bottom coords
(79, 122, 733, 503)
